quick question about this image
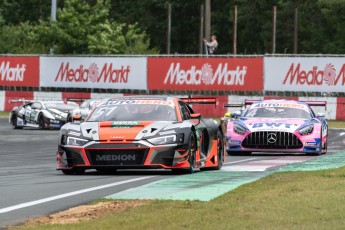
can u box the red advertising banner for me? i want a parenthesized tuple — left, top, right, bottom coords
(148, 57, 263, 91)
(0, 56, 39, 87)
(5, 91, 34, 111)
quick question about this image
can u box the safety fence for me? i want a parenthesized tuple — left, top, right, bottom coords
(1, 55, 345, 119)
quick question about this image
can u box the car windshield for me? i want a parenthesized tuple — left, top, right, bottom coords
(44, 102, 78, 111)
(87, 104, 177, 121)
(244, 107, 311, 119)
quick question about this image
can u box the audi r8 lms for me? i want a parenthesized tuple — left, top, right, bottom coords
(9, 100, 78, 129)
(67, 98, 103, 122)
(57, 96, 225, 175)
(225, 99, 328, 156)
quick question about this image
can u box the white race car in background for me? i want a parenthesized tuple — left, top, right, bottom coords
(9, 99, 78, 129)
(67, 98, 103, 122)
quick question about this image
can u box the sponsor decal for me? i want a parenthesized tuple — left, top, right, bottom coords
(305, 141, 317, 146)
(112, 121, 140, 126)
(252, 123, 292, 129)
(110, 135, 124, 139)
(253, 103, 306, 109)
(105, 100, 174, 106)
(148, 57, 263, 91)
(54, 62, 130, 83)
(164, 63, 247, 86)
(0, 57, 39, 87)
(0, 61, 26, 82)
(96, 154, 136, 161)
(282, 63, 345, 86)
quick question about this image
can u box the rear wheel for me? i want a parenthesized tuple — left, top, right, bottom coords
(11, 114, 23, 129)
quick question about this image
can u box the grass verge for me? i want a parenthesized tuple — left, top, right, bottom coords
(0, 111, 9, 118)
(15, 166, 345, 230)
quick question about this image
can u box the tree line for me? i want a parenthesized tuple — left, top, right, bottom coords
(0, 0, 344, 55)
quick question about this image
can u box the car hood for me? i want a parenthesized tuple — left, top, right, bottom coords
(239, 118, 308, 133)
(70, 120, 180, 141)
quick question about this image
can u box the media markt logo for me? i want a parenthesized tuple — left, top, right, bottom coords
(283, 63, 345, 86)
(54, 62, 130, 83)
(0, 61, 26, 82)
(164, 62, 247, 86)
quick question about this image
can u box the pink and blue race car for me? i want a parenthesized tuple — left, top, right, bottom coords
(224, 100, 328, 156)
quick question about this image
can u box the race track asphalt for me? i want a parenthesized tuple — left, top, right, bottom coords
(1, 117, 344, 228)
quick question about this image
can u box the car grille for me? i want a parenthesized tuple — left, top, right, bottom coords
(242, 131, 303, 149)
(86, 148, 149, 166)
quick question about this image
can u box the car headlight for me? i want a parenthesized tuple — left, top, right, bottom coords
(234, 124, 246, 135)
(148, 133, 184, 145)
(299, 125, 314, 136)
(67, 136, 89, 146)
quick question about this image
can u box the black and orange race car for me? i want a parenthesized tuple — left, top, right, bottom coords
(56, 96, 225, 175)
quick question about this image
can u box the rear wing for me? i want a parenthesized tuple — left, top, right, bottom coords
(224, 99, 258, 109)
(10, 99, 34, 104)
(301, 101, 327, 107)
(180, 97, 217, 106)
(224, 103, 243, 108)
(66, 98, 89, 103)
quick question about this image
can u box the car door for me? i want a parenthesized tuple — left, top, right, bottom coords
(30, 102, 42, 124)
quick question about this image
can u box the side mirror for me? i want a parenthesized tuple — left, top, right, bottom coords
(190, 113, 201, 125)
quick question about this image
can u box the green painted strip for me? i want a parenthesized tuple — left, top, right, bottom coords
(106, 171, 269, 201)
(106, 151, 345, 202)
(278, 151, 345, 172)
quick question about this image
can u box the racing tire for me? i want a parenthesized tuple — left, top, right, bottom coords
(172, 132, 197, 174)
(11, 114, 23, 129)
(38, 113, 46, 129)
(62, 169, 85, 175)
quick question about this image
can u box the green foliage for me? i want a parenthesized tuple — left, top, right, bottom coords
(0, 0, 155, 54)
(1, 0, 345, 54)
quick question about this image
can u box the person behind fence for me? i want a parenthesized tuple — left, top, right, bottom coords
(203, 35, 218, 54)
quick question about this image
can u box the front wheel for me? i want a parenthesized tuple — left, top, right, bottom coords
(172, 132, 197, 174)
(38, 113, 46, 129)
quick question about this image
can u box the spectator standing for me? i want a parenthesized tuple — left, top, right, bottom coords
(204, 35, 218, 54)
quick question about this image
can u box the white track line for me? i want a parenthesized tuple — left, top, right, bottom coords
(0, 176, 155, 214)
(223, 157, 259, 165)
